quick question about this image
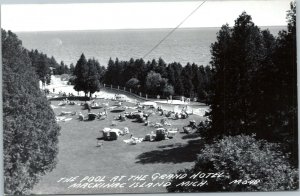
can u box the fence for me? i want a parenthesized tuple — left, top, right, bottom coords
(101, 84, 149, 101)
(101, 84, 193, 102)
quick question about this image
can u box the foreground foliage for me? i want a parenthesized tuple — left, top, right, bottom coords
(167, 135, 299, 192)
(2, 29, 61, 195)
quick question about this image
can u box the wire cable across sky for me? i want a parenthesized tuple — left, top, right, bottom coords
(143, 0, 207, 59)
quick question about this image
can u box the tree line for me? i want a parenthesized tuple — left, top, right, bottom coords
(26, 39, 213, 102)
(28, 49, 75, 84)
(104, 57, 212, 100)
(70, 55, 213, 101)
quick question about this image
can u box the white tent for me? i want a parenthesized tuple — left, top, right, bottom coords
(141, 101, 158, 108)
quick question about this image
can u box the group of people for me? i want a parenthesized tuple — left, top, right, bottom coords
(156, 106, 190, 120)
(56, 90, 75, 97)
(181, 96, 191, 103)
(77, 108, 108, 121)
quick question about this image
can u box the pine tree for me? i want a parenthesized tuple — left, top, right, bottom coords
(69, 63, 75, 75)
(181, 63, 194, 97)
(105, 58, 115, 85)
(74, 53, 89, 97)
(86, 59, 101, 97)
(209, 14, 266, 136)
(271, 1, 297, 163)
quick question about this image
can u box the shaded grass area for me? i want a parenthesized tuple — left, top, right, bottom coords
(135, 139, 204, 164)
(32, 99, 206, 195)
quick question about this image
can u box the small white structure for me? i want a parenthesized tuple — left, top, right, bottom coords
(141, 101, 158, 108)
(115, 94, 129, 102)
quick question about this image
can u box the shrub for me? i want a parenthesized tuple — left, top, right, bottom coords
(68, 75, 76, 85)
(2, 29, 61, 195)
(126, 78, 140, 91)
(167, 134, 298, 192)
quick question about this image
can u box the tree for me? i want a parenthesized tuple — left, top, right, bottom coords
(74, 53, 89, 96)
(206, 5, 297, 166)
(104, 58, 115, 85)
(208, 12, 274, 137)
(181, 63, 194, 97)
(126, 78, 140, 91)
(36, 55, 49, 85)
(94, 61, 106, 83)
(166, 63, 176, 87)
(49, 56, 59, 69)
(2, 29, 60, 195)
(54, 61, 68, 75)
(69, 63, 75, 75)
(271, 1, 297, 162)
(73, 54, 103, 97)
(28, 50, 52, 84)
(172, 63, 184, 96)
(163, 84, 174, 96)
(155, 57, 168, 78)
(145, 71, 162, 95)
(86, 58, 101, 97)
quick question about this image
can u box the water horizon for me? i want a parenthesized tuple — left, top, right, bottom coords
(13, 25, 286, 33)
(16, 26, 286, 67)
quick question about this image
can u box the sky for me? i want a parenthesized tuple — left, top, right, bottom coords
(1, 0, 292, 32)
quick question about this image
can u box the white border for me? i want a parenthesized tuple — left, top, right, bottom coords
(0, 0, 299, 196)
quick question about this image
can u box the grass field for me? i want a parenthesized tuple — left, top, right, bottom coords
(31, 99, 206, 194)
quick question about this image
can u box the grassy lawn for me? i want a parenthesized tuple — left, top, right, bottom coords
(32, 99, 206, 194)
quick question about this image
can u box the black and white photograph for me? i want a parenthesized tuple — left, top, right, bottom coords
(1, 0, 299, 195)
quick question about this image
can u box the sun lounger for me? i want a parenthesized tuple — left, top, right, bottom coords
(166, 130, 177, 138)
(63, 118, 72, 122)
(102, 102, 109, 107)
(91, 105, 102, 109)
(58, 102, 66, 106)
(131, 137, 143, 144)
(56, 116, 66, 122)
(99, 115, 107, 120)
(51, 105, 58, 109)
(154, 123, 163, 128)
(123, 139, 132, 144)
(123, 137, 143, 144)
(103, 127, 111, 132)
(110, 106, 126, 113)
(59, 111, 72, 116)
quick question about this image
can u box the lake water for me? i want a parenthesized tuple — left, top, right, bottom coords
(16, 27, 284, 66)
